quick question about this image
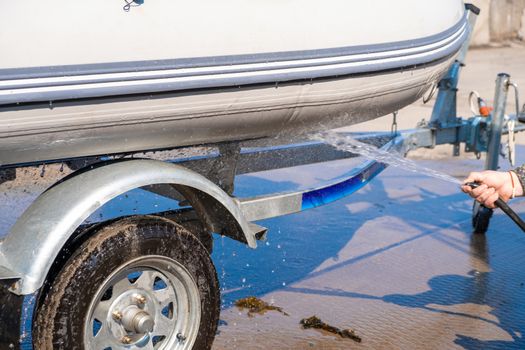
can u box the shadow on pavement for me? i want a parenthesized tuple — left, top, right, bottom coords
(216, 168, 525, 349)
(384, 230, 525, 349)
(284, 218, 525, 349)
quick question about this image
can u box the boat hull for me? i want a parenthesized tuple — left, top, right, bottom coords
(0, 0, 468, 166)
(0, 57, 454, 166)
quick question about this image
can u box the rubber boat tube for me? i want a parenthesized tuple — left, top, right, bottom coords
(0, 0, 468, 166)
(0, 14, 467, 104)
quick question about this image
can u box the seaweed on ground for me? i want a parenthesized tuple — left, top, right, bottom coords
(234, 296, 289, 317)
(300, 315, 362, 343)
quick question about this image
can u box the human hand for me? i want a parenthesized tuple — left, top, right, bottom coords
(461, 170, 523, 208)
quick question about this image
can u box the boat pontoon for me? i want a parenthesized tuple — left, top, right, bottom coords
(0, 0, 468, 167)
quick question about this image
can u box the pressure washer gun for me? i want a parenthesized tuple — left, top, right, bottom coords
(466, 182, 525, 232)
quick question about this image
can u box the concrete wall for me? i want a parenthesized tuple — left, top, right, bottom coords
(470, 0, 525, 46)
(521, 7, 525, 38)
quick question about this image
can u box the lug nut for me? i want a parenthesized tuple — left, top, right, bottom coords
(134, 294, 147, 305)
(112, 311, 123, 321)
(121, 336, 132, 344)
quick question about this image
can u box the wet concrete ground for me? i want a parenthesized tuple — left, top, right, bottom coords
(210, 149, 525, 350)
(2, 147, 524, 350)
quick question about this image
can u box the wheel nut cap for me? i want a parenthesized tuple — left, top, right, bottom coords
(135, 312, 155, 333)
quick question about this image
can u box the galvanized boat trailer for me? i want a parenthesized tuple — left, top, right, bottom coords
(0, 4, 523, 349)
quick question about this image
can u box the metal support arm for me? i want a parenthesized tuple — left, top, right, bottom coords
(240, 136, 403, 221)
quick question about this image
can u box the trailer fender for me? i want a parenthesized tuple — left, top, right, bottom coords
(0, 159, 256, 296)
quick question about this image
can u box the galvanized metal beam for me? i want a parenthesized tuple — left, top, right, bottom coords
(485, 73, 510, 170)
(0, 160, 257, 295)
(240, 136, 403, 222)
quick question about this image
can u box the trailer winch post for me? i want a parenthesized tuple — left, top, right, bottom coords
(485, 73, 510, 171)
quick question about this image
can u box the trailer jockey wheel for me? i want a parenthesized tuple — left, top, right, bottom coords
(472, 201, 493, 234)
(33, 216, 220, 350)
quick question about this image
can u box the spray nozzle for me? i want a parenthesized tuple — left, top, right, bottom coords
(464, 182, 481, 189)
(463, 181, 525, 232)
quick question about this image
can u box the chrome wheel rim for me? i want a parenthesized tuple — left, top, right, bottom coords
(84, 255, 201, 350)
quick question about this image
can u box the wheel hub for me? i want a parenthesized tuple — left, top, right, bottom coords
(121, 305, 155, 334)
(84, 257, 202, 349)
(106, 289, 159, 345)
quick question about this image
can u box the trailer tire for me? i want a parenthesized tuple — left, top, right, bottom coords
(472, 201, 493, 234)
(33, 216, 220, 350)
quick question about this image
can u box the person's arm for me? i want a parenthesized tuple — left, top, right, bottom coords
(461, 169, 524, 208)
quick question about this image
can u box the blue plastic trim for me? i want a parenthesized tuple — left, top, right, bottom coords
(301, 161, 387, 210)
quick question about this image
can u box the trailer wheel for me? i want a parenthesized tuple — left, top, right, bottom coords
(33, 216, 220, 350)
(472, 201, 493, 234)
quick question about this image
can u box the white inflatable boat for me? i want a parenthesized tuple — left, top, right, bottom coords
(0, 0, 468, 166)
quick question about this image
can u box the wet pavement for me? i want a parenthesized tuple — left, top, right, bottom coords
(3, 149, 525, 349)
(1, 46, 525, 349)
(211, 150, 525, 350)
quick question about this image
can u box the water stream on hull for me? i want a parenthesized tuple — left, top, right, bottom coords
(312, 131, 463, 185)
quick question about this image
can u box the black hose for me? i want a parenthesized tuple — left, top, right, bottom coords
(466, 182, 525, 232)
